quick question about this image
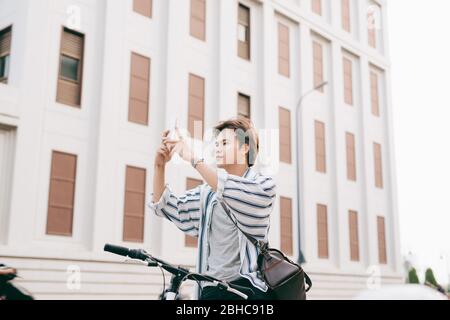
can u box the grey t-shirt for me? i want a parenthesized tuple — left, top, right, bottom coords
(203, 201, 241, 285)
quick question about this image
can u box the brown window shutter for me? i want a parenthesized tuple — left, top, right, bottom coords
(341, 0, 351, 32)
(0, 26, 12, 84)
(348, 210, 360, 261)
(370, 71, 380, 116)
(280, 197, 293, 256)
(312, 0, 322, 16)
(279, 107, 292, 164)
(237, 93, 251, 119)
(377, 216, 387, 264)
(185, 177, 203, 247)
(317, 204, 329, 259)
(238, 4, 251, 60)
(346, 132, 356, 181)
(343, 57, 353, 105)
(278, 22, 290, 78)
(133, 0, 152, 18)
(315, 120, 326, 173)
(190, 0, 206, 41)
(56, 28, 84, 107)
(374, 142, 383, 188)
(313, 41, 324, 92)
(46, 151, 77, 236)
(188, 73, 205, 140)
(123, 166, 146, 243)
(129, 52, 151, 126)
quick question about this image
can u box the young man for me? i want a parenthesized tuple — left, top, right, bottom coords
(147, 118, 276, 300)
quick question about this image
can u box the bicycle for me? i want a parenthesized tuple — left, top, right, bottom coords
(104, 244, 252, 300)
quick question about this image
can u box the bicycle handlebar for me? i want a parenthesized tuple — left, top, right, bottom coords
(104, 244, 158, 267)
(103, 243, 250, 299)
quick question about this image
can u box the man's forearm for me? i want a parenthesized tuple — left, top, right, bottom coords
(195, 161, 218, 192)
(152, 164, 166, 203)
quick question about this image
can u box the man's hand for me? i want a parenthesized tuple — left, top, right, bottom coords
(154, 130, 174, 167)
(163, 127, 195, 163)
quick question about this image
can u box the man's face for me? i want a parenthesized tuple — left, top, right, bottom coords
(215, 128, 248, 168)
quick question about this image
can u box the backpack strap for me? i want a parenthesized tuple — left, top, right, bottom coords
(217, 199, 266, 250)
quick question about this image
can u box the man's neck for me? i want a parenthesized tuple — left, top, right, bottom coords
(223, 164, 249, 177)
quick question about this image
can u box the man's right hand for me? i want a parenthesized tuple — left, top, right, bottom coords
(154, 130, 173, 167)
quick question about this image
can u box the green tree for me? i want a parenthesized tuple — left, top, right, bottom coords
(425, 268, 438, 287)
(408, 268, 420, 284)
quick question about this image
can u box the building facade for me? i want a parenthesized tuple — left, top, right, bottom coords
(0, 0, 402, 299)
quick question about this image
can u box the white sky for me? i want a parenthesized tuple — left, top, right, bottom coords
(388, 0, 450, 285)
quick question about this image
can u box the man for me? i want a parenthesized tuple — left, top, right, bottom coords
(147, 118, 276, 300)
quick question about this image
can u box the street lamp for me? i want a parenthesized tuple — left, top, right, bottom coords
(295, 81, 329, 265)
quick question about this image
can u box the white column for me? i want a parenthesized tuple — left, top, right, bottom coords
(7, 0, 52, 246)
(329, 40, 345, 269)
(359, 55, 379, 269)
(91, 0, 128, 252)
(217, 0, 237, 121)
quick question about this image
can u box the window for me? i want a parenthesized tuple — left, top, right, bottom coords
(377, 216, 387, 264)
(312, 0, 322, 16)
(46, 151, 77, 236)
(341, 0, 351, 32)
(133, 0, 152, 18)
(60, 56, 79, 81)
(238, 93, 251, 119)
(0, 125, 16, 244)
(278, 22, 290, 78)
(190, 0, 206, 41)
(238, 4, 251, 60)
(123, 166, 146, 243)
(317, 204, 328, 259)
(370, 70, 380, 116)
(185, 178, 203, 247)
(346, 132, 356, 181)
(0, 56, 9, 83)
(343, 57, 353, 105)
(188, 74, 205, 140)
(280, 197, 293, 256)
(129, 52, 151, 125)
(348, 210, 359, 261)
(0, 26, 12, 84)
(313, 41, 324, 92)
(315, 120, 326, 173)
(279, 107, 292, 164)
(56, 28, 84, 107)
(373, 142, 383, 189)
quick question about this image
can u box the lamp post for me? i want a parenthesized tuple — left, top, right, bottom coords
(295, 81, 329, 264)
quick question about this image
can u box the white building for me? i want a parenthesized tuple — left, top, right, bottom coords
(0, 0, 402, 299)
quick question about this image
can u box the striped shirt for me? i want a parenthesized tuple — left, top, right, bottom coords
(147, 166, 276, 298)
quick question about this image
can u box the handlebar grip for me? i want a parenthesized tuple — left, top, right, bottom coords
(227, 287, 248, 300)
(104, 244, 130, 257)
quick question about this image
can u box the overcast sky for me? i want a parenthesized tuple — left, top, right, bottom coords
(388, 0, 450, 285)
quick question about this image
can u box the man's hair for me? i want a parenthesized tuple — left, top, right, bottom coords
(213, 117, 259, 167)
